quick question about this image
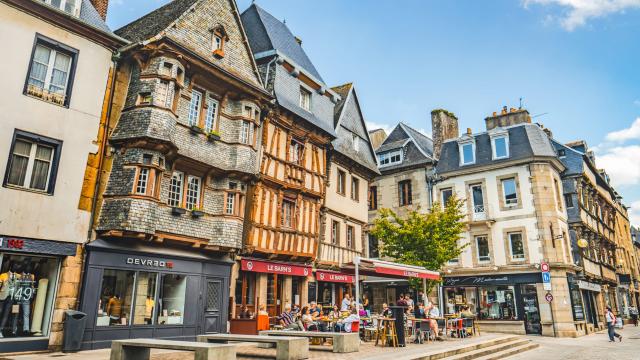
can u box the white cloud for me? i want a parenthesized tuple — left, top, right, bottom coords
(524, 0, 640, 30)
(605, 117, 640, 142)
(595, 145, 640, 186)
(365, 121, 394, 135)
(629, 201, 640, 227)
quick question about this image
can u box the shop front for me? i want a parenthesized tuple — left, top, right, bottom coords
(312, 270, 354, 310)
(79, 239, 232, 350)
(443, 272, 543, 335)
(0, 235, 77, 353)
(574, 279, 602, 331)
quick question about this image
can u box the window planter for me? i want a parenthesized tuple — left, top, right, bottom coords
(190, 125, 204, 135)
(207, 132, 221, 142)
(191, 209, 204, 218)
(171, 207, 186, 216)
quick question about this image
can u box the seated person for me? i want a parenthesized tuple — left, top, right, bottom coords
(414, 303, 427, 319)
(238, 305, 253, 319)
(334, 309, 360, 332)
(380, 303, 393, 318)
(460, 305, 475, 318)
(328, 305, 341, 320)
(277, 304, 302, 330)
(300, 306, 319, 331)
(309, 302, 327, 331)
(426, 301, 442, 340)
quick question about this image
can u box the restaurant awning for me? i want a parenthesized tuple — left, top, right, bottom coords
(342, 258, 440, 280)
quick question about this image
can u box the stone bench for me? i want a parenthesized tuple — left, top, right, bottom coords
(110, 338, 236, 360)
(259, 330, 359, 353)
(198, 333, 308, 360)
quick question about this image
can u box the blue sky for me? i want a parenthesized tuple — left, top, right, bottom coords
(106, 0, 640, 226)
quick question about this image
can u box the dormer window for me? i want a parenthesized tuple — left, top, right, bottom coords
(43, 0, 80, 16)
(492, 136, 509, 159)
(211, 26, 228, 58)
(299, 86, 311, 111)
(378, 150, 402, 167)
(459, 142, 475, 165)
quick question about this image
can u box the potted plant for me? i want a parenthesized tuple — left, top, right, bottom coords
(207, 130, 221, 142)
(190, 124, 204, 135)
(171, 206, 186, 216)
(191, 207, 205, 218)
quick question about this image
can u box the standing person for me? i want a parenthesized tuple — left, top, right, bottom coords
(341, 294, 351, 311)
(362, 294, 370, 313)
(605, 306, 622, 342)
(629, 306, 638, 326)
(405, 294, 414, 308)
(397, 295, 408, 307)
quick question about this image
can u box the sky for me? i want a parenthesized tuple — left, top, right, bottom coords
(106, 0, 640, 226)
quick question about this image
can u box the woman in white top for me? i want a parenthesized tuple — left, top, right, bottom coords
(300, 306, 318, 331)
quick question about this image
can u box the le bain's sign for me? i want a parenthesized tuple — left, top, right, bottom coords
(241, 259, 311, 276)
(126, 257, 173, 269)
(316, 270, 354, 283)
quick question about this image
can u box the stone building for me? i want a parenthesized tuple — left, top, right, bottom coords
(76, 0, 272, 349)
(0, 0, 124, 352)
(434, 108, 579, 337)
(552, 139, 638, 330)
(313, 83, 379, 307)
(237, 4, 338, 317)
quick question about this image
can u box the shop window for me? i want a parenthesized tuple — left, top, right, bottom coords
(133, 272, 157, 325)
(478, 286, 517, 320)
(368, 186, 378, 210)
(445, 287, 477, 314)
(331, 220, 340, 245)
(346, 225, 355, 249)
(289, 139, 304, 165)
(4, 130, 62, 195)
(96, 269, 135, 326)
(234, 272, 255, 315)
(281, 198, 295, 228)
(501, 178, 518, 206)
(475, 235, 490, 262)
(398, 180, 412, 206)
(337, 169, 346, 195)
(508, 232, 525, 260)
(351, 176, 360, 201)
(0, 254, 60, 338)
(158, 274, 186, 325)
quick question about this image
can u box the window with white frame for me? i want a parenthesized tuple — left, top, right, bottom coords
(135, 168, 149, 195)
(509, 232, 525, 260)
(133, 154, 159, 197)
(168, 172, 184, 207)
(26, 36, 77, 107)
(459, 142, 475, 165)
(188, 90, 202, 126)
(501, 178, 518, 206)
(42, 0, 80, 16)
(491, 135, 509, 159)
(185, 176, 201, 210)
(281, 199, 295, 228)
(378, 150, 402, 167)
(225, 182, 244, 216)
(299, 86, 311, 111)
(476, 235, 490, 262)
(240, 121, 253, 144)
(225, 192, 235, 215)
(4, 131, 61, 194)
(289, 139, 304, 165)
(204, 97, 219, 133)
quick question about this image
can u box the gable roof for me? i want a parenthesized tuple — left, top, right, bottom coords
(115, 0, 199, 42)
(240, 3, 323, 81)
(332, 83, 352, 126)
(375, 122, 435, 171)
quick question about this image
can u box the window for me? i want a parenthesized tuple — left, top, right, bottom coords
(378, 150, 402, 167)
(346, 225, 355, 249)
(368, 186, 378, 210)
(558, 149, 566, 158)
(478, 286, 517, 320)
(204, 97, 219, 133)
(368, 234, 379, 258)
(4, 130, 62, 194)
(138, 92, 152, 105)
(281, 199, 295, 228)
(97, 269, 135, 326)
(351, 176, 360, 201)
(167, 172, 183, 207)
(554, 179, 562, 210)
(337, 170, 346, 195)
(492, 136, 509, 159)
(299, 86, 311, 111)
(188, 90, 202, 126)
(135, 168, 149, 195)
(42, 0, 80, 15)
(226, 193, 235, 215)
(25, 35, 78, 107)
(133, 272, 158, 325)
(398, 180, 412, 206)
(448, 257, 459, 265)
(240, 121, 253, 144)
(509, 232, 525, 260)
(158, 274, 187, 325)
(213, 35, 223, 51)
(565, 194, 574, 208)
(234, 272, 256, 314)
(460, 143, 475, 165)
(211, 26, 228, 58)
(331, 220, 340, 244)
(159, 62, 173, 77)
(155, 80, 172, 108)
(441, 188, 453, 207)
(225, 183, 245, 217)
(470, 184, 485, 217)
(185, 175, 201, 210)
(289, 139, 304, 165)
(501, 178, 518, 206)
(476, 235, 490, 262)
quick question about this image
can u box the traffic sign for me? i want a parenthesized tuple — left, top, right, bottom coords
(545, 293, 554, 302)
(540, 262, 550, 272)
(542, 272, 551, 283)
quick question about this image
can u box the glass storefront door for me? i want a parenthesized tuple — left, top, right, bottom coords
(521, 284, 541, 334)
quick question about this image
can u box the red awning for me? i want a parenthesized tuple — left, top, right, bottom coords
(315, 270, 354, 283)
(241, 259, 311, 277)
(342, 258, 440, 280)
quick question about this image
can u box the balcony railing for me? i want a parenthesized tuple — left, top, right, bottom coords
(472, 204, 486, 221)
(318, 242, 362, 266)
(26, 84, 66, 106)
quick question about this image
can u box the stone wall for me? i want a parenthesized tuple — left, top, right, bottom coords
(48, 245, 83, 350)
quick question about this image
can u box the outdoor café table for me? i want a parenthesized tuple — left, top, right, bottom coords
(374, 317, 398, 347)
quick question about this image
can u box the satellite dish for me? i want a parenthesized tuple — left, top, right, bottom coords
(577, 238, 588, 248)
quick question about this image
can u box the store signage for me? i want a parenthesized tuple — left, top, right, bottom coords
(373, 265, 440, 280)
(576, 280, 601, 292)
(126, 257, 173, 269)
(315, 270, 354, 283)
(0, 235, 77, 256)
(241, 259, 311, 276)
(443, 272, 541, 286)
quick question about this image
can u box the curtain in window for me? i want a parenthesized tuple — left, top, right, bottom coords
(29, 45, 51, 89)
(8, 140, 32, 186)
(49, 52, 71, 94)
(30, 145, 52, 190)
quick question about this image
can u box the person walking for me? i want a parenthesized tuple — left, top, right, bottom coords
(629, 306, 638, 326)
(605, 306, 622, 342)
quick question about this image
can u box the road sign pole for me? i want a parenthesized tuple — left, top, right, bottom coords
(546, 291, 556, 337)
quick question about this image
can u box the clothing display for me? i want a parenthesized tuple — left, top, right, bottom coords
(107, 296, 123, 324)
(0, 266, 39, 337)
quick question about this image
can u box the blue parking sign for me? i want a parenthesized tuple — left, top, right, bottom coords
(542, 272, 551, 283)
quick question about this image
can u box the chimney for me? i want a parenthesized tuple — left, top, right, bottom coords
(431, 109, 459, 160)
(90, 0, 108, 21)
(485, 107, 531, 131)
(294, 36, 302, 46)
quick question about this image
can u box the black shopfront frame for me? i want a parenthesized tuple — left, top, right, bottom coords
(79, 240, 232, 350)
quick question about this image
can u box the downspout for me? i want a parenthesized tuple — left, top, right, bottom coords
(263, 55, 278, 91)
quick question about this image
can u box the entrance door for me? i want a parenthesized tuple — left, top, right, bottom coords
(521, 285, 541, 334)
(203, 277, 223, 333)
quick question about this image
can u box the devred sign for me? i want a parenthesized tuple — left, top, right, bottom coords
(241, 259, 311, 276)
(315, 270, 354, 283)
(374, 265, 440, 280)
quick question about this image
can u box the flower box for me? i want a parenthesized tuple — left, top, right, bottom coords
(171, 207, 186, 216)
(207, 132, 221, 142)
(190, 125, 204, 135)
(191, 209, 205, 218)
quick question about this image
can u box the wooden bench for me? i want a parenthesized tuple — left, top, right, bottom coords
(110, 339, 235, 360)
(198, 333, 308, 360)
(259, 330, 359, 353)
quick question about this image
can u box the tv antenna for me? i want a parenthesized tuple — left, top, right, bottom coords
(519, 97, 524, 109)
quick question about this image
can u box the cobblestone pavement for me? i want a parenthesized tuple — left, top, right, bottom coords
(1, 333, 506, 360)
(507, 326, 640, 360)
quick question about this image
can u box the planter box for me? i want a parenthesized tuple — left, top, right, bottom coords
(207, 133, 221, 142)
(171, 207, 186, 216)
(191, 210, 204, 218)
(190, 125, 204, 135)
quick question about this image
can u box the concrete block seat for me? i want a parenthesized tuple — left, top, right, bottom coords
(198, 333, 308, 360)
(259, 330, 359, 353)
(110, 339, 236, 360)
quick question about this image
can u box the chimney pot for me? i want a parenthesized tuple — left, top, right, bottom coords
(90, 0, 109, 21)
(466, 128, 472, 135)
(501, 106, 508, 114)
(492, 112, 497, 116)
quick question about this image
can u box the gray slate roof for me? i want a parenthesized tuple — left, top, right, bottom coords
(436, 123, 558, 174)
(240, 4, 323, 81)
(115, 0, 199, 41)
(79, 0, 113, 33)
(375, 122, 435, 172)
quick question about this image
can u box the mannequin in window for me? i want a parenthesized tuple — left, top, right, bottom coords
(145, 296, 155, 324)
(0, 263, 19, 337)
(12, 263, 36, 335)
(106, 294, 123, 325)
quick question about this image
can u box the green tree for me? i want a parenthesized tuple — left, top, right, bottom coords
(370, 196, 467, 288)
